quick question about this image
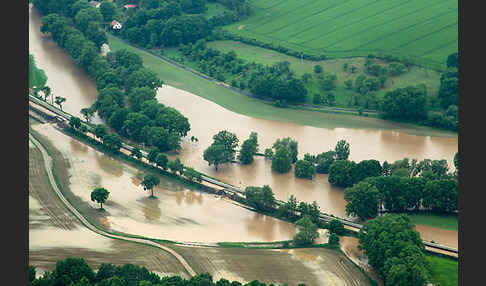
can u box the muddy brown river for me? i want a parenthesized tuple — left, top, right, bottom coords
(29, 4, 458, 247)
(32, 123, 297, 242)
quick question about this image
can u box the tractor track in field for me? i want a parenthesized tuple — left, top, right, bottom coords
(28, 132, 198, 278)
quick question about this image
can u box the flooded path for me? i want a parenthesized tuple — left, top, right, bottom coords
(157, 85, 457, 219)
(31, 123, 296, 242)
(29, 3, 457, 247)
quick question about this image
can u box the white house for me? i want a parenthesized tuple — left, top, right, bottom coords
(110, 20, 122, 30)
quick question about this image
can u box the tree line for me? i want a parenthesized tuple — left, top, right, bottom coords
(29, 257, 299, 286)
(343, 155, 458, 220)
(378, 52, 458, 131)
(34, 0, 191, 153)
(178, 40, 307, 103)
(358, 214, 430, 286)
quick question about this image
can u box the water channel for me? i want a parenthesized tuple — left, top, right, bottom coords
(29, 5, 458, 248)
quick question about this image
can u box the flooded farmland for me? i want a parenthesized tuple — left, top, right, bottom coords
(31, 123, 297, 242)
(29, 1, 457, 248)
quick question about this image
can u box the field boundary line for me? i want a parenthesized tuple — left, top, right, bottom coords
(320, 0, 449, 49)
(351, 7, 454, 51)
(299, 0, 437, 46)
(28, 132, 198, 277)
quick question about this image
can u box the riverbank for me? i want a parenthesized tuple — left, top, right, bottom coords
(29, 118, 377, 286)
(107, 35, 456, 137)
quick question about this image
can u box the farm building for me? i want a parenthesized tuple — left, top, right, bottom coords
(123, 4, 138, 9)
(110, 20, 122, 30)
(89, 1, 101, 8)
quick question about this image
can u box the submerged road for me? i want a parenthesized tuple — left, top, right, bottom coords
(29, 95, 458, 256)
(28, 132, 197, 277)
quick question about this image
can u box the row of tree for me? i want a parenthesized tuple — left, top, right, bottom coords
(377, 52, 458, 131)
(358, 214, 430, 286)
(30, 257, 282, 286)
(343, 156, 458, 220)
(178, 41, 308, 103)
(35, 0, 191, 154)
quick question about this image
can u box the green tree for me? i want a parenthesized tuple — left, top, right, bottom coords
(334, 139, 350, 160)
(80, 107, 95, 123)
(344, 181, 380, 220)
(131, 147, 142, 159)
(212, 130, 239, 159)
(294, 159, 316, 179)
(272, 137, 298, 163)
(315, 151, 336, 174)
(74, 7, 103, 32)
(244, 185, 276, 212)
(422, 179, 458, 212)
(358, 215, 428, 286)
(184, 167, 202, 182)
(155, 153, 168, 170)
(91, 187, 110, 209)
(55, 96, 67, 110)
(328, 219, 345, 235)
(69, 116, 82, 129)
(328, 233, 339, 246)
(313, 64, 323, 74)
(168, 158, 184, 175)
(147, 147, 160, 164)
(271, 146, 292, 173)
(94, 124, 108, 140)
(103, 133, 122, 152)
(238, 132, 258, 164)
(203, 144, 230, 171)
(328, 160, 357, 188)
(100, 1, 116, 22)
(141, 173, 160, 198)
(293, 216, 319, 247)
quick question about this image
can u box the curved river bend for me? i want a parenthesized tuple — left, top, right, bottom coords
(29, 5, 457, 248)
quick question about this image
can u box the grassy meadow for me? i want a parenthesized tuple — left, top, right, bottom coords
(223, 0, 457, 70)
(426, 255, 458, 286)
(29, 54, 47, 89)
(205, 40, 441, 105)
(409, 213, 458, 231)
(108, 35, 456, 137)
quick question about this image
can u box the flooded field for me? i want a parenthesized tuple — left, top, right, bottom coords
(29, 2, 457, 248)
(29, 141, 189, 279)
(31, 123, 296, 243)
(170, 244, 371, 285)
(157, 85, 457, 217)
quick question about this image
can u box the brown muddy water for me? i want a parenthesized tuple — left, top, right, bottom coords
(156, 86, 457, 217)
(29, 5, 101, 123)
(29, 4, 457, 246)
(32, 123, 297, 242)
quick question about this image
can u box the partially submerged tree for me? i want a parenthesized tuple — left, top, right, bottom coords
(141, 173, 160, 198)
(91, 187, 109, 210)
(55, 96, 67, 110)
(293, 215, 319, 247)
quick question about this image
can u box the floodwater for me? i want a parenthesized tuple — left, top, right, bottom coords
(29, 5, 101, 122)
(29, 3, 457, 246)
(32, 123, 296, 242)
(415, 224, 458, 249)
(157, 85, 457, 219)
(340, 236, 382, 285)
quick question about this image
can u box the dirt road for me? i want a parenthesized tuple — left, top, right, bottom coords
(29, 132, 197, 277)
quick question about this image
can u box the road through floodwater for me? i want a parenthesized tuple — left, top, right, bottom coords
(29, 3, 458, 248)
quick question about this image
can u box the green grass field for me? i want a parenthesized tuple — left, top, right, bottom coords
(409, 213, 458, 231)
(205, 40, 441, 104)
(223, 0, 457, 70)
(107, 35, 456, 137)
(426, 255, 458, 286)
(29, 54, 47, 89)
